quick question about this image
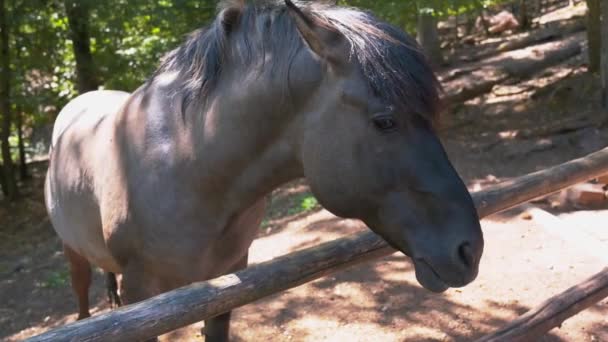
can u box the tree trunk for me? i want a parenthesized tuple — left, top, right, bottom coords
(0, 162, 6, 197)
(64, 0, 99, 93)
(16, 108, 28, 180)
(11, 15, 28, 181)
(602, 0, 608, 109)
(587, 0, 601, 72)
(0, 0, 18, 200)
(417, 9, 444, 67)
(519, 0, 530, 29)
(476, 1, 490, 35)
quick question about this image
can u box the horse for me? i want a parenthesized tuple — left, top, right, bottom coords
(45, 1, 484, 340)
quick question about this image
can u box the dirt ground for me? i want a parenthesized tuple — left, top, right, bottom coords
(2, 3, 608, 341)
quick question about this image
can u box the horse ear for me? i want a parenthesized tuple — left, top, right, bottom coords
(218, 5, 242, 35)
(285, 0, 347, 65)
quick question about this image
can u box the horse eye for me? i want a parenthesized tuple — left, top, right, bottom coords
(372, 116, 397, 132)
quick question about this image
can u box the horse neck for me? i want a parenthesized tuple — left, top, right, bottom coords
(191, 82, 305, 215)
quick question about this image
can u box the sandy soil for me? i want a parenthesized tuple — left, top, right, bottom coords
(2, 3, 608, 341)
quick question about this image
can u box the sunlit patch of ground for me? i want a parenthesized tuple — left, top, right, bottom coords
(5, 204, 608, 341)
(535, 1, 587, 25)
(160, 210, 608, 341)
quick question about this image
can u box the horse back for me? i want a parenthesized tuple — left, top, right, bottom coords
(51, 90, 130, 147)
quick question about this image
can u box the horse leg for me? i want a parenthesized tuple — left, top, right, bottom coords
(204, 253, 249, 342)
(120, 262, 162, 342)
(204, 312, 233, 342)
(63, 243, 92, 320)
(106, 272, 122, 308)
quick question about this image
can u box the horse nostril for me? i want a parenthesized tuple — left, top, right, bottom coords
(458, 242, 474, 268)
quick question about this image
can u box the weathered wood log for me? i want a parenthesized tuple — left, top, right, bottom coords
(474, 146, 608, 217)
(444, 40, 581, 104)
(479, 19, 584, 61)
(31, 232, 395, 342)
(446, 75, 510, 104)
(417, 9, 444, 67)
(29, 146, 608, 342)
(517, 112, 592, 139)
(501, 41, 581, 77)
(601, 0, 608, 109)
(477, 267, 608, 342)
(451, 19, 585, 64)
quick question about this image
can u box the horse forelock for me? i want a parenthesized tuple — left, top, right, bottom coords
(310, 6, 442, 122)
(152, 0, 441, 123)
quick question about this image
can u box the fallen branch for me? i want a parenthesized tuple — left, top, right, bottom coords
(491, 84, 534, 96)
(453, 19, 585, 63)
(502, 42, 581, 77)
(444, 40, 581, 104)
(29, 146, 608, 342)
(519, 116, 594, 139)
(477, 267, 608, 342)
(446, 75, 510, 104)
(470, 109, 594, 154)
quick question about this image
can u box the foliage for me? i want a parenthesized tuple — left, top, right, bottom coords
(4, 0, 516, 119)
(90, 0, 216, 90)
(300, 195, 319, 212)
(9, 0, 216, 105)
(263, 189, 320, 228)
(340, 0, 514, 33)
(39, 269, 70, 288)
(1, 0, 217, 169)
(286, 193, 319, 216)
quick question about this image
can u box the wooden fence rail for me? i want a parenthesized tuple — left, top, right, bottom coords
(478, 267, 608, 341)
(28, 146, 608, 342)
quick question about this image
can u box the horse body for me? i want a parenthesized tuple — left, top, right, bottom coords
(46, 1, 484, 340)
(47, 84, 278, 290)
(46, 90, 130, 273)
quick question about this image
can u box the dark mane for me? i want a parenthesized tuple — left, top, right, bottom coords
(153, 0, 441, 120)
